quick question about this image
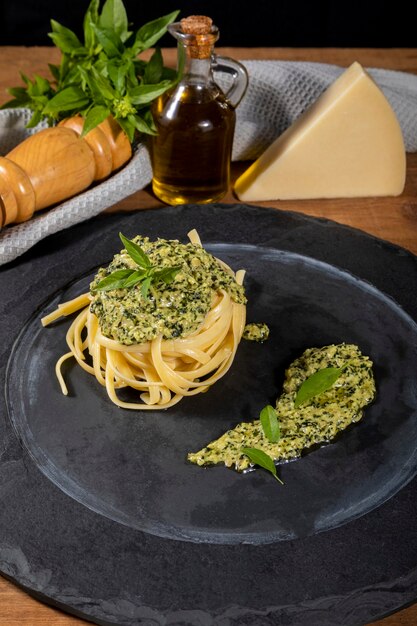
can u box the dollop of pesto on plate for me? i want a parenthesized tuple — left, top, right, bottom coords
(243, 322, 270, 342)
(188, 343, 376, 471)
(90, 236, 246, 345)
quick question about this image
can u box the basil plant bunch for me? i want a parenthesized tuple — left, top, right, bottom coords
(1, 0, 179, 142)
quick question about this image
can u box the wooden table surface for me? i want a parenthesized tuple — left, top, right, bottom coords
(0, 45, 416, 626)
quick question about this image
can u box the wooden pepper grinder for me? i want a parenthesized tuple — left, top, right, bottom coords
(0, 115, 132, 229)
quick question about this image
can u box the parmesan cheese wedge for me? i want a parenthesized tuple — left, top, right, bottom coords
(234, 62, 406, 200)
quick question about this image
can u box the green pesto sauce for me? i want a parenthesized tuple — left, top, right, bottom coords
(188, 343, 376, 471)
(243, 322, 270, 342)
(90, 236, 246, 345)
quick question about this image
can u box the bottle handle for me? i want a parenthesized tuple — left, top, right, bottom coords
(212, 55, 249, 108)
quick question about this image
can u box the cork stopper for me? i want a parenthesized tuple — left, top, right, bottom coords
(181, 15, 212, 35)
(180, 15, 216, 59)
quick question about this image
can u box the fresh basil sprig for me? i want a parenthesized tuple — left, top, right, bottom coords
(294, 361, 350, 408)
(241, 448, 284, 485)
(1, 0, 179, 140)
(260, 404, 280, 443)
(92, 232, 181, 298)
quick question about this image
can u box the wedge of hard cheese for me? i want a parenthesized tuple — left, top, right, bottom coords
(234, 62, 406, 201)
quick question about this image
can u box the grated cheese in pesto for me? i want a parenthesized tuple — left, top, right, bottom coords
(188, 343, 376, 471)
(90, 236, 246, 345)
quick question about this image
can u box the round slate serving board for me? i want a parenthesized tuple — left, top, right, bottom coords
(1, 203, 417, 626)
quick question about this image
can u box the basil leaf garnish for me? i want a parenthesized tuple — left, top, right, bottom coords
(119, 232, 151, 269)
(140, 276, 152, 299)
(260, 404, 280, 443)
(241, 447, 284, 485)
(120, 269, 147, 288)
(92, 268, 135, 291)
(93, 233, 181, 299)
(294, 363, 349, 408)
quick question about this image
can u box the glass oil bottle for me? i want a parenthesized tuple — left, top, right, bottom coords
(149, 15, 248, 205)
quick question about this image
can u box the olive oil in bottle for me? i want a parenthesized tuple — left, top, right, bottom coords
(149, 16, 248, 206)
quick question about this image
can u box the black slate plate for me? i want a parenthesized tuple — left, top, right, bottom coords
(1, 203, 417, 626)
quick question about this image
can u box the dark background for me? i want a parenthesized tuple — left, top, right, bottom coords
(0, 0, 415, 47)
